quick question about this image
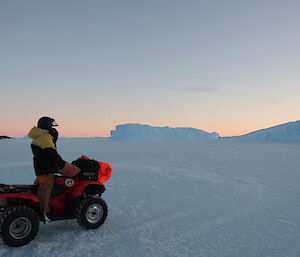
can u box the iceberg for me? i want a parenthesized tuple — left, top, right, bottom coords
(230, 120, 300, 142)
(110, 123, 219, 141)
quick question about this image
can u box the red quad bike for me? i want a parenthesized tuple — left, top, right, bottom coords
(0, 157, 112, 247)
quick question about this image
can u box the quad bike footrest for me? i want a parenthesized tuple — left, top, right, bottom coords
(0, 184, 38, 194)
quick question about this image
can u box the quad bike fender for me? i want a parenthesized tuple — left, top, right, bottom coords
(0, 193, 40, 203)
(70, 181, 105, 198)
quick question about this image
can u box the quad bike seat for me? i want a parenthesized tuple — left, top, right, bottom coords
(0, 184, 38, 194)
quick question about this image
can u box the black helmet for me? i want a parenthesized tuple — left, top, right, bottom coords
(37, 117, 58, 130)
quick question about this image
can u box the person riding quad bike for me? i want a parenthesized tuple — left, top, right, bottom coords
(0, 155, 112, 247)
(28, 117, 81, 221)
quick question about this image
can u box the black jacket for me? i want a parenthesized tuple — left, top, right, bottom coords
(28, 127, 65, 176)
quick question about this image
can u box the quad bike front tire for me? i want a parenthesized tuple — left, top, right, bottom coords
(0, 205, 39, 247)
(76, 197, 108, 229)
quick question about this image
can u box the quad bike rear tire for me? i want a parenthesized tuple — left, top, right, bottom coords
(76, 197, 108, 229)
(0, 205, 39, 247)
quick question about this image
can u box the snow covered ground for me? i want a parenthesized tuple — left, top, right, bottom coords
(0, 139, 300, 257)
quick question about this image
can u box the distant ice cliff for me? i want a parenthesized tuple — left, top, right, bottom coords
(229, 120, 300, 142)
(110, 124, 219, 141)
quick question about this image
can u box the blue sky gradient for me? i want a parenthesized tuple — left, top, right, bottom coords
(1, 0, 300, 137)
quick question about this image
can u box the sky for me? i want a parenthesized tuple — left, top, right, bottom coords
(1, 0, 300, 137)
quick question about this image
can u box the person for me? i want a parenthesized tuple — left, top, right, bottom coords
(28, 117, 80, 221)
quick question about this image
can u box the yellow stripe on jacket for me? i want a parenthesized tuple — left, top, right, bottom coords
(28, 127, 56, 149)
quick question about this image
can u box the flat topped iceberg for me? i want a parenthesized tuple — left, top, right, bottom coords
(110, 123, 219, 141)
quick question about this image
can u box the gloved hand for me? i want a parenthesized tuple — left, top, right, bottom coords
(60, 162, 81, 177)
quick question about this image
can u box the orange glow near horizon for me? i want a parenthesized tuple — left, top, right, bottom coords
(2, 120, 293, 138)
